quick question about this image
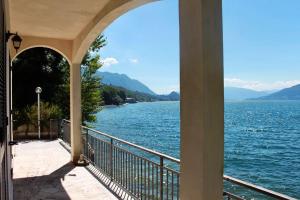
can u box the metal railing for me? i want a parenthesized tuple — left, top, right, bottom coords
(223, 175, 298, 200)
(60, 120, 70, 145)
(59, 119, 298, 200)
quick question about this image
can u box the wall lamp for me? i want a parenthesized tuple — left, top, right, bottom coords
(6, 31, 22, 52)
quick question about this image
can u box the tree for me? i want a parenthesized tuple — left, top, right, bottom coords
(81, 35, 106, 124)
(12, 35, 107, 127)
(12, 48, 67, 111)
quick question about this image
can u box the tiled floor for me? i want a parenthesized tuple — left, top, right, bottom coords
(13, 140, 119, 200)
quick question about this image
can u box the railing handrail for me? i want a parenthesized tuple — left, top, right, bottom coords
(84, 126, 180, 163)
(223, 175, 297, 200)
(79, 123, 180, 164)
(61, 119, 298, 200)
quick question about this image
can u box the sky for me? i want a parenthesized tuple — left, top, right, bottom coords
(98, 0, 300, 94)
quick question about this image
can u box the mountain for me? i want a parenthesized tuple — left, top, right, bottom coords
(255, 84, 300, 100)
(225, 87, 270, 100)
(157, 91, 180, 101)
(97, 72, 156, 95)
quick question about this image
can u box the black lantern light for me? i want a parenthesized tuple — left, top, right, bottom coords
(6, 31, 22, 52)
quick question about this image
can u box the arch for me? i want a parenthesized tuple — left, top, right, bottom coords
(10, 36, 72, 66)
(11, 45, 72, 66)
(72, 0, 158, 64)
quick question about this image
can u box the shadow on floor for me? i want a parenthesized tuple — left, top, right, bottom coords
(85, 165, 134, 200)
(13, 162, 75, 200)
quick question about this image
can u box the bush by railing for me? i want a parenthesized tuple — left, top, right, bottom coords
(13, 118, 61, 139)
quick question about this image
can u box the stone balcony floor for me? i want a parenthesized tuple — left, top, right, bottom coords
(13, 140, 122, 200)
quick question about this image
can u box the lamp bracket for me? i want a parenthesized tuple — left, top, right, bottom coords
(5, 31, 17, 42)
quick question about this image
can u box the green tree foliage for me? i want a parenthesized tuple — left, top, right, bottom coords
(14, 102, 62, 134)
(101, 85, 126, 105)
(12, 48, 67, 111)
(81, 35, 106, 124)
(12, 35, 106, 127)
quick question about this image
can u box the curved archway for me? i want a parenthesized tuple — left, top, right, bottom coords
(12, 45, 72, 67)
(12, 47, 70, 139)
(9, 36, 72, 66)
(72, 0, 158, 64)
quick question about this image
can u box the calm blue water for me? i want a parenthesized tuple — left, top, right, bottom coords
(93, 101, 300, 198)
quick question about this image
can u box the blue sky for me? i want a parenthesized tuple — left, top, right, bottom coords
(99, 0, 300, 94)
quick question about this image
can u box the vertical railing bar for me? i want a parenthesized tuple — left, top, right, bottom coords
(103, 142, 107, 174)
(144, 159, 147, 200)
(131, 153, 133, 193)
(139, 158, 141, 199)
(131, 154, 134, 195)
(176, 174, 179, 200)
(160, 157, 164, 200)
(128, 153, 131, 192)
(123, 150, 125, 187)
(106, 141, 109, 174)
(166, 170, 169, 200)
(121, 150, 123, 186)
(128, 153, 130, 191)
(152, 163, 154, 200)
(156, 165, 159, 199)
(171, 171, 174, 200)
(112, 145, 114, 180)
(103, 141, 106, 172)
(100, 141, 104, 171)
(116, 148, 119, 183)
(103, 141, 106, 173)
(100, 140, 102, 171)
(85, 129, 88, 159)
(118, 148, 120, 184)
(92, 136, 95, 164)
(125, 152, 128, 189)
(95, 138, 98, 168)
(110, 138, 113, 181)
(101, 141, 104, 171)
(134, 156, 136, 196)
(148, 161, 150, 200)
(119, 148, 121, 184)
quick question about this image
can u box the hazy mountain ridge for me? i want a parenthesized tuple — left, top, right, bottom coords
(225, 87, 270, 100)
(254, 84, 300, 100)
(98, 72, 300, 101)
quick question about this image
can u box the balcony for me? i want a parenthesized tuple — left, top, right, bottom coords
(11, 119, 298, 200)
(13, 140, 124, 200)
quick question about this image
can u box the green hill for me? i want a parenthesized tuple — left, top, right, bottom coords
(97, 72, 156, 95)
(100, 85, 179, 105)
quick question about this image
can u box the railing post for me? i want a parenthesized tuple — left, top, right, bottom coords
(85, 129, 88, 158)
(110, 138, 113, 181)
(160, 156, 164, 200)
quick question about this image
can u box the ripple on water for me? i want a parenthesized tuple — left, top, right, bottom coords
(94, 101, 300, 198)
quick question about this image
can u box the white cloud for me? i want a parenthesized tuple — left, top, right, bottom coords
(224, 78, 300, 91)
(129, 58, 139, 64)
(100, 57, 119, 67)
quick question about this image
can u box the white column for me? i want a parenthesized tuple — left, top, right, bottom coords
(70, 63, 82, 163)
(179, 0, 224, 199)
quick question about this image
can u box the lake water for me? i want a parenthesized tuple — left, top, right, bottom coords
(93, 101, 300, 198)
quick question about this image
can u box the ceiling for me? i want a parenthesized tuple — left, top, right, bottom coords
(9, 0, 111, 39)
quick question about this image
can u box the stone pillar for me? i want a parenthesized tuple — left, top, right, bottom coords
(70, 63, 82, 163)
(179, 0, 224, 199)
